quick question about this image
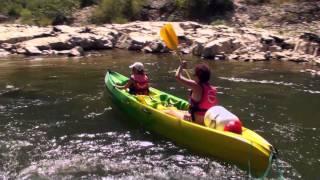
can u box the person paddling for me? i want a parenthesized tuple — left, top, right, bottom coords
(115, 62, 149, 95)
(165, 61, 218, 125)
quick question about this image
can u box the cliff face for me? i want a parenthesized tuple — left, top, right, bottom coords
(69, 0, 320, 35)
(232, 0, 320, 35)
(140, 0, 234, 22)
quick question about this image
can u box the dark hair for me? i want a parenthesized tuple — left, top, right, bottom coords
(194, 63, 211, 84)
(133, 68, 145, 75)
(137, 69, 145, 75)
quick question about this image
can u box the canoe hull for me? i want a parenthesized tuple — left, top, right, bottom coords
(105, 71, 272, 176)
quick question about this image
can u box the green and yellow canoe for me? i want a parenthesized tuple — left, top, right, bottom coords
(105, 70, 274, 176)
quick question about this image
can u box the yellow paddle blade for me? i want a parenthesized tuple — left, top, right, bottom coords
(160, 23, 179, 50)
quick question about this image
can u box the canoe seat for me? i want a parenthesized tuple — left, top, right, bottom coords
(135, 94, 188, 110)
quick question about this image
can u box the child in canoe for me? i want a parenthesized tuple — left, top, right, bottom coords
(115, 62, 149, 95)
(165, 61, 218, 125)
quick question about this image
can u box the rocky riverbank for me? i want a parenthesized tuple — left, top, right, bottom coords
(0, 22, 319, 66)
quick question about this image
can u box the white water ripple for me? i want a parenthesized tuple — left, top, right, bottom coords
(219, 77, 320, 94)
(219, 77, 297, 86)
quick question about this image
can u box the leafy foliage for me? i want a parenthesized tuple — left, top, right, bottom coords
(0, 0, 237, 25)
(91, 0, 146, 24)
(0, 0, 80, 25)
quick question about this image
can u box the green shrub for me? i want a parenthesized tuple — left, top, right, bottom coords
(91, 0, 146, 24)
(0, 0, 80, 25)
(92, 0, 125, 23)
(211, 19, 227, 26)
(0, 0, 24, 17)
(123, 0, 146, 19)
(20, 8, 33, 24)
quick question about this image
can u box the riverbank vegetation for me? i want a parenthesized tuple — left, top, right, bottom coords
(91, 0, 146, 24)
(0, 0, 81, 25)
(0, 0, 235, 25)
(0, 0, 317, 25)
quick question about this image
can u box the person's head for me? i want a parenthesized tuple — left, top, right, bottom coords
(129, 62, 145, 75)
(194, 63, 211, 84)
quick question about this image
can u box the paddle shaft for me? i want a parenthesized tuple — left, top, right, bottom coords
(176, 50, 192, 79)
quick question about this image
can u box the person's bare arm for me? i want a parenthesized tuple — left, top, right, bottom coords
(115, 79, 133, 89)
(175, 61, 198, 90)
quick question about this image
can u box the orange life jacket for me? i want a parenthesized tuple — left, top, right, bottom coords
(189, 84, 218, 121)
(129, 74, 149, 95)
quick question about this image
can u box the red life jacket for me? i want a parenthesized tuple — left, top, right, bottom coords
(189, 84, 218, 121)
(129, 74, 149, 95)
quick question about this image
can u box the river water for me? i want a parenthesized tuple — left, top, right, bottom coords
(0, 50, 319, 179)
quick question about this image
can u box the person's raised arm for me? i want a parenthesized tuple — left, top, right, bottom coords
(175, 61, 198, 90)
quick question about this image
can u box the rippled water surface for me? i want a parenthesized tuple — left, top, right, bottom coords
(0, 50, 319, 179)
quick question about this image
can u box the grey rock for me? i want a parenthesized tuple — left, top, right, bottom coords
(69, 46, 84, 57)
(15, 48, 27, 54)
(56, 50, 71, 55)
(251, 53, 267, 61)
(261, 35, 274, 45)
(0, 25, 51, 43)
(0, 43, 13, 51)
(25, 46, 42, 56)
(180, 22, 202, 30)
(201, 37, 241, 58)
(0, 14, 8, 22)
(0, 49, 10, 57)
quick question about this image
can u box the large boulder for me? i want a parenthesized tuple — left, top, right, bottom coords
(17, 33, 114, 52)
(125, 32, 157, 51)
(251, 53, 267, 61)
(314, 58, 320, 66)
(260, 34, 294, 50)
(17, 34, 73, 51)
(180, 21, 202, 30)
(196, 28, 216, 37)
(91, 27, 119, 40)
(294, 40, 319, 55)
(0, 14, 9, 22)
(300, 32, 320, 43)
(69, 33, 113, 50)
(52, 25, 82, 34)
(69, 46, 84, 57)
(0, 25, 51, 43)
(24, 46, 42, 56)
(143, 40, 168, 53)
(0, 49, 10, 57)
(201, 37, 242, 58)
(49, 34, 74, 50)
(0, 43, 13, 51)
